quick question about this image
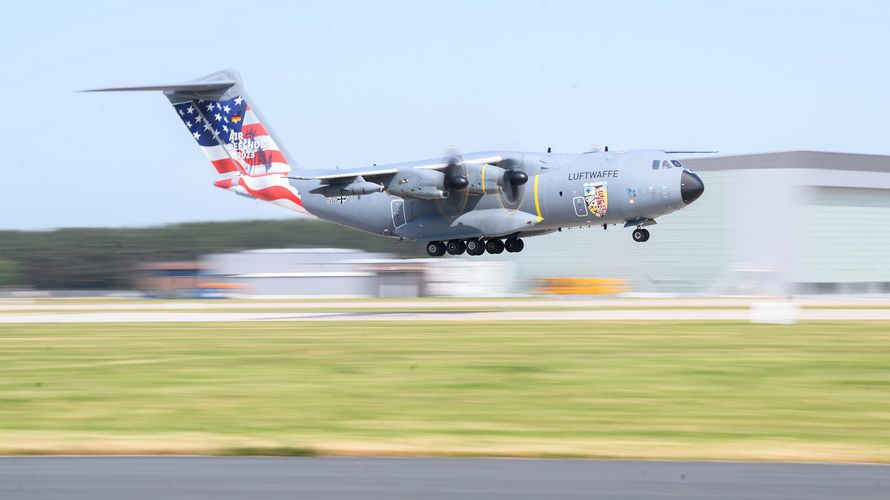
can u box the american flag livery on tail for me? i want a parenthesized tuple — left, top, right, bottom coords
(88, 69, 308, 215)
(170, 93, 306, 213)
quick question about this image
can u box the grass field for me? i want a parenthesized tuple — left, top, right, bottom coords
(1, 321, 889, 462)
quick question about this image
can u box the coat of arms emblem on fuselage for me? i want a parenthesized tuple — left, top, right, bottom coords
(583, 182, 608, 217)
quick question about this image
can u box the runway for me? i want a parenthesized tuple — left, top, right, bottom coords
(1, 297, 888, 323)
(1, 308, 890, 323)
(1, 457, 887, 499)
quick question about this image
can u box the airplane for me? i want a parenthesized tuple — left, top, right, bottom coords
(87, 69, 704, 257)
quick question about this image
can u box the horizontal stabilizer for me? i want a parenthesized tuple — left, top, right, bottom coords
(663, 150, 718, 154)
(81, 82, 237, 94)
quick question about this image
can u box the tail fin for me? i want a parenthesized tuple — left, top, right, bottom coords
(86, 69, 308, 214)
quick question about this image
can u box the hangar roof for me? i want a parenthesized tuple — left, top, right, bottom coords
(681, 151, 890, 173)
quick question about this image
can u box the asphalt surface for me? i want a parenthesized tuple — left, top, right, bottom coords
(1, 308, 890, 323)
(3, 297, 889, 323)
(1, 457, 888, 500)
(7, 297, 890, 310)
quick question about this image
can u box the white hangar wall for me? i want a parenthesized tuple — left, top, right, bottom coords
(794, 185, 890, 293)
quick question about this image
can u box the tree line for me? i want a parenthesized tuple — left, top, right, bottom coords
(0, 219, 423, 289)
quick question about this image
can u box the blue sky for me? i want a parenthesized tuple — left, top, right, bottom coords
(3, 0, 889, 229)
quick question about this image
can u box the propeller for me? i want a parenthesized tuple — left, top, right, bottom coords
(500, 166, 528, 205)
(443, 147, 469, 192)
(436, 146, 471, 220)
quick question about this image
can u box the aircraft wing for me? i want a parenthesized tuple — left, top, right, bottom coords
(290, 166, 399, 182)
(290, 155, 505, 183)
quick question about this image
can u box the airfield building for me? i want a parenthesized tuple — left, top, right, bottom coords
(202, 248, 516, 298)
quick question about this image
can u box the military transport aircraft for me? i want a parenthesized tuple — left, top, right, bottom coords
(88, 70, 704, 257)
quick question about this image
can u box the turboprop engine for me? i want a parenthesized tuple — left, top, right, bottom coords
(464, 164, 528, 195)
(381, 157, 529, 201)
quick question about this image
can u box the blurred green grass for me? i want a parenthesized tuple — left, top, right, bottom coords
(1, 321, 889, 461)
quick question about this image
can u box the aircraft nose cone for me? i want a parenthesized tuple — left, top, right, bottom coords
(680, 170, 704, 204)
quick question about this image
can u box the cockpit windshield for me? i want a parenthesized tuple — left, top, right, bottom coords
(652, 159, 688, 170)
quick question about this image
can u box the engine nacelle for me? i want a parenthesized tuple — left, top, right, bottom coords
(385, 168, 449, 200)
(465, 164, 506, 195)
(309, 176, 384, 197)
(338, 179, 385, 195)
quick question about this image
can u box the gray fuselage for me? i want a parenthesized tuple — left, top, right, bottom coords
(290, 150, 701, 244)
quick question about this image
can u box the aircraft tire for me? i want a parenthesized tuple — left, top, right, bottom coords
(485, 239, 505, 254)
(632, 229, 646, 242)
(446, 239, 466, 255)
(466, 239, 485, 256)
(505, 237, 524, 253)
(426, 241, 446, 257)
(641, 229, 650, 242)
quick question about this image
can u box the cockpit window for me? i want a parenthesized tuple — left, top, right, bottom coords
(652, 160, 659, 170)
(671, 160, 684, 169)
(662, 160, 670, 168)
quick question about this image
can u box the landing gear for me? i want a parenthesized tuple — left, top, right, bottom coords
(504, 237, 524, 253)
(426, 241, 446, 257)
(430, 237, 524, 257)
(446, 239, 466, 255)
(485, 238, 505, 254)
(632, 228, 650, 242)
(465, 239, 485, 256)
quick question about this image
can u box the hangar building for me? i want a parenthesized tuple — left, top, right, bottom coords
(202, 248, 515, 298)
(499, 151, 890, 295)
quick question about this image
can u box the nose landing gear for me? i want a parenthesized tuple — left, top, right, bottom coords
(632, 228, 650, 242)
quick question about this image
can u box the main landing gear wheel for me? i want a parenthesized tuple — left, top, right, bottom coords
(446, 239, 466, 255)
(466, 239, 485, 256)
(426, 241, 446, 257)
(485, 238, 505, 254)
(632, 228, 650, 242)
(504, 237, 524, 253)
